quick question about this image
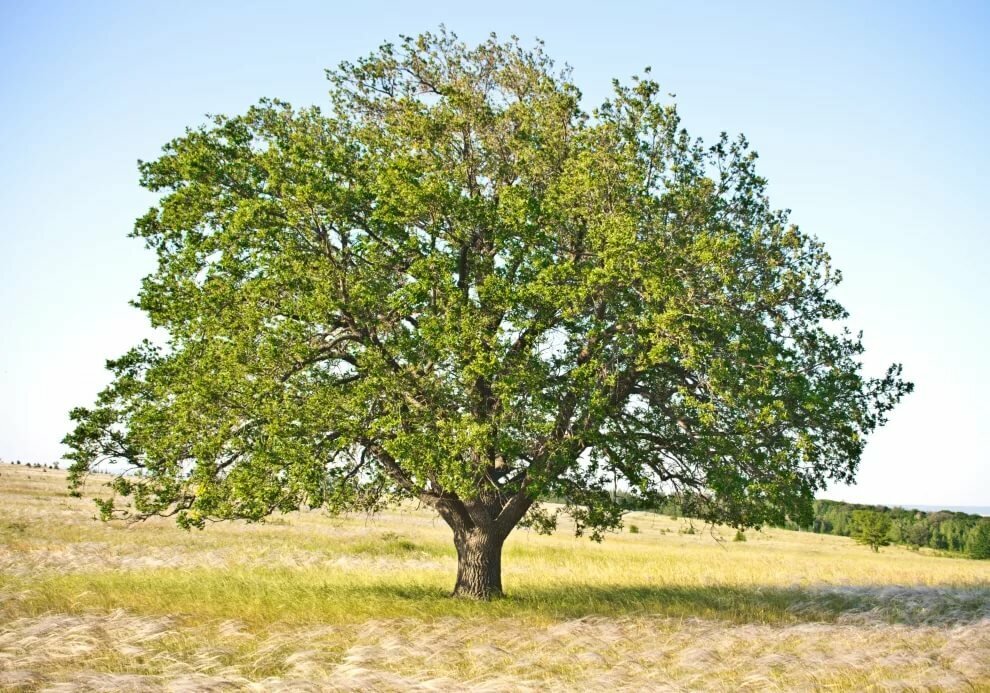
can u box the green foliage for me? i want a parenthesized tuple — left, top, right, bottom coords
(628, 524, 640, 534)
(518, 503, 560, 535)
(64, 29, 910, 553)
(964, 522, 990, 560)
(803, 500, 990, 559)
(852, 510, 892, 552)
(734, 530, 747, 542)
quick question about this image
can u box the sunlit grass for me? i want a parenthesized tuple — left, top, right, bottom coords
(1, 463, 988, 690)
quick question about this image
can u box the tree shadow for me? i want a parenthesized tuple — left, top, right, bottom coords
(365, 581, 990, 626)
(29, 567, 987, 627)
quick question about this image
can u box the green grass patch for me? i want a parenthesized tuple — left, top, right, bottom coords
(1, 566, 906, 628)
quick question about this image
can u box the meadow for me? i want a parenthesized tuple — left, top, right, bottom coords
(0, 462, 988, 691)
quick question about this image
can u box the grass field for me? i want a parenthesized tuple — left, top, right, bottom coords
(1, 463, 988, 691)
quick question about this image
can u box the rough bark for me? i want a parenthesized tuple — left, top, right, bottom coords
(428, 490, 533, 600)
(452, 529, 506, 599)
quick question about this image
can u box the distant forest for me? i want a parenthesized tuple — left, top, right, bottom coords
(789, 500, 990, 559)
(614, 495, 990, 559)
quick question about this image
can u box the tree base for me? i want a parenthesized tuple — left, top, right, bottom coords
(452, 585, 505, 600)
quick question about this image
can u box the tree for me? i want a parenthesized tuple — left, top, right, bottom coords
(965, 521, 990, 560)
(852, 510, 892, 552)
(64, 30, 912, 599)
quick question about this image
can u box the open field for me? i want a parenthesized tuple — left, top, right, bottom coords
(1, 463, 988, 691)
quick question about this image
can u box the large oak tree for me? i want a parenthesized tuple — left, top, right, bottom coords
(65, 30, 911, 599)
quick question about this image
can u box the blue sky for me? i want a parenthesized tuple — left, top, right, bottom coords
(1, 1, 987, 506)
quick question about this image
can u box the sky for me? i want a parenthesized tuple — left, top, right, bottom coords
(1, 1, 987, 507)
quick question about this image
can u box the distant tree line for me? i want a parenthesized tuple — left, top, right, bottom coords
(790, 500, 990, 559)
(570, 491, 990, 559)
(0, 458, 59, 470)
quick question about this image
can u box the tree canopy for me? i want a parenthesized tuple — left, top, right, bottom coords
(852, 510, 893, 552)
(64, 29, 912, 598)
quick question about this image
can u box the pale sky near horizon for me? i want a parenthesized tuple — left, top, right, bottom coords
(1, 1, 987, 507)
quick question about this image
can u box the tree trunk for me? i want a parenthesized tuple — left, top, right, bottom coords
(453, 529, 505, 599)
(429, 489, 532, 600)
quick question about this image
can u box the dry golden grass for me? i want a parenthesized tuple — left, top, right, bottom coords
(1, 462, 988, 691)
